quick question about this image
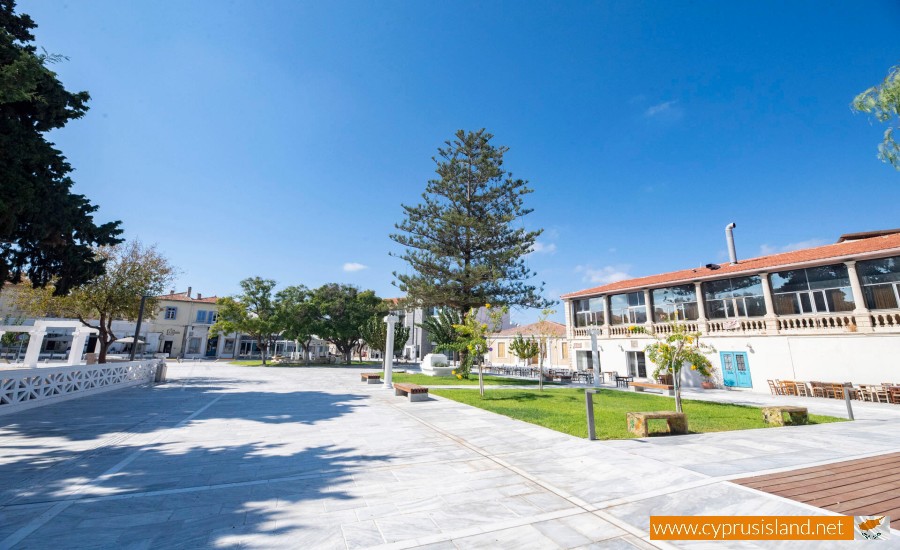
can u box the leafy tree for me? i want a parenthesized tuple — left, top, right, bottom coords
(453, 304, 506, 396)
(211, 277, 282, 366)
(418, 308, 463, 359)
(531, 308, 559, 391)
(310, 283, 385, 364)
(15, 241, 176, 363)
(630, 319, 715, 413)
(853, 64, 900, 170)
(275, 284, 318, 363)
(1, 0, 122, 294)
(359, 315, 410, 362)
(509, 333, 540, 369)
(391, 129, 553, 322)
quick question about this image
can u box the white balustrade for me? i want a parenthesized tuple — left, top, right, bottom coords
(871, 311, 900, 330)
(776, 313, 857, 332)
(0, 360, 160, 416)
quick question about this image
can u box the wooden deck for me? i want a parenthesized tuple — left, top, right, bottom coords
(732, 452, 900, 529)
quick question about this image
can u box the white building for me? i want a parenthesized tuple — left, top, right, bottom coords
(561, 229, 900, 392)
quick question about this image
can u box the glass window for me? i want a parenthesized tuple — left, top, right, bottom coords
(772, 264, 855, 315)
(652, 285, 699, 322)
(196, 310, 207, 322)
(497, 342, 506, 358)
(573, 297, 605, 327)
(703, 276, 766, 319)
(626, 351, 646, 378)
(858, 256, 900, 310)
(188, 337, 201, 354)
(609, 292, 646, 325)
(208, 311, 218, 323)
(164, 306, 177, 320)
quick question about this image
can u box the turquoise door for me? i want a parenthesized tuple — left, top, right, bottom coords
(720, 352, 752, 388)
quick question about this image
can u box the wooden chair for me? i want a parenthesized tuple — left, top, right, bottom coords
(871, 385, 890, 403)
(890, 387, 900, 405)
(857, 384, 873, 402)
(794, 382, 810, 397)
(810, 381, 827, 398)
(767, 380, 783, 396)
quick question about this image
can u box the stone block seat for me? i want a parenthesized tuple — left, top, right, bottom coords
(626, 411, 688, 437)
(762, 406, 808, 426)
(360, 372, 382, 384)
(631, 382, 675, 396)
(394, 382, 429, 402)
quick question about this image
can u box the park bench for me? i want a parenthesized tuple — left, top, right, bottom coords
(360, 372, 382, 384)
(762, 406, 808, 426)
(393, 382, 429, 402)
(626, 411, 688, 437)
(631, 381, 675, 396)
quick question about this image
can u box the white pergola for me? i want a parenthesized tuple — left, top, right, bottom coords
(0, 321, 98, 368)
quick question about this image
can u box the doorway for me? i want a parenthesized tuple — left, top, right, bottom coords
(720, 351, 752, 388)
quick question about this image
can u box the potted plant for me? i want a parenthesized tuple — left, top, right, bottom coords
(701, 366, 718, 389)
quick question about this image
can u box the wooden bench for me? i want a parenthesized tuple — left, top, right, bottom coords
(393, 382, 429, 402)
(626, 411, 688, 437)
(762, 406, 808, 426)
(631, 381, 675, 396)
(360, 372, 382, 384)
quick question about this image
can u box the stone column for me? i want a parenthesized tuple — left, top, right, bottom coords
(383, 314, 398, 389)
(759, 273, 779, 332)
(589, 329, 601, 388)
(67, 330, 89, 365)
(563, 299, 574, 340)
(643, 289, 654, 331)
(601, 296, 610, 338)
(23, 329, 46, 367)
(694, 282, 709, 334)
(845, 261, 873, 331)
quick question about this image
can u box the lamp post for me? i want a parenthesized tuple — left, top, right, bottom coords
(383, 314, 398, 389)
(589, 328, 601, 388)
(129, 295, 151, 361)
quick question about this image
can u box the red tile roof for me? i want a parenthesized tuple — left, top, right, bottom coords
(562, 232, 900, 299)
(156, 291, 219, 304)
(494, 321, 566, 337)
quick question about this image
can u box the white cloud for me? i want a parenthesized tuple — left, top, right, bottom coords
(645, 100, 677, 117)
(758, 239, 828, 256)
(342, 262, 368, 272)
(529, 241, 557, 255)
(575, 264, 633, 285)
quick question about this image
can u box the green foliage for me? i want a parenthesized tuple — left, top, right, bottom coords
(391, 129, 554, 315)
(15, 241, 176, 363)
(310, 283, 386, 364)
(1, 0, 122, 294)
(212, 277, 282, 365)
(359, 315, 410, 356)
(509, 333, 540, 364)
(853, 64, 900, 170)
(418, 308, 463, 354)
(379, 372, 542, 387)
(431, 388, 844, 439)
(452, 305, 506, 389)
(275, 285, 318, 361)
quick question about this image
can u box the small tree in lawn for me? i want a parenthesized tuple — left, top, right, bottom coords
(212, 277, 283, 366)
(629, 317, 715, 413)
(310, 283, 385, 365)
(532, 308, 558, 391)
(509, 333, 540, 386)
(276, 285, 318, 364)
(453, 304, 506, 397)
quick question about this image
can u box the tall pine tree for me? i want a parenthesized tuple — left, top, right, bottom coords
(1, 0, 122, 294)
(391, 129, 552, 318)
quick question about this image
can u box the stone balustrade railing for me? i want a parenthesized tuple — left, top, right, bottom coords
(652, 321, 699, 334)
(707, 318, 767, 334)
(776, 313, 856, 332)
(0, 359, 160, 416)
(871, 311, 900, 330)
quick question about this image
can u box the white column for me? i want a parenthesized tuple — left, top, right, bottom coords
(23, 329, 46, 367)
(67, 330, 89, 365)
(694, 282, 708, 333)
(589, 328, 601, 388)
(845, 261, 873, 331)
(759, 272, 779, 332)
(383, 314, 398, 389)
(643, 289, 654, 332)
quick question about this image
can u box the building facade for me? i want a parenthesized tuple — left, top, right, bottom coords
(561, 230, 900, 392)
(487, 321, 568, 368)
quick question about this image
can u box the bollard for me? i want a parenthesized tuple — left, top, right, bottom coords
(585, 390, 597, 440)
(843, 383, 854, 421)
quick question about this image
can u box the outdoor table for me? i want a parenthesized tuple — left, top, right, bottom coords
(616, 375, 634, 388)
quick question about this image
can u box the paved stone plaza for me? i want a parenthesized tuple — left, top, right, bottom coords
(1, 363, 899, 549)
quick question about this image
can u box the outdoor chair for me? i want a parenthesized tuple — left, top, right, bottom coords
(768, 380, 783, 395)
(856, 384, 874, 402)
(871, 385, 890, 403)
(810, 382, 827, 398)
(794, 382, 810, 397)
(890, 387, 900, 405)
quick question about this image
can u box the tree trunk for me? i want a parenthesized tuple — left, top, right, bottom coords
(259, 338, 267, 365)
(344, 349, 352, 365)
(673, 360, 683, 413)
(538, 354, 544, 391)
(478, 362, 485, 397)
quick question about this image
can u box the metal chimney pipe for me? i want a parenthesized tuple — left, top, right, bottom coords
(725, 223, 737, 264)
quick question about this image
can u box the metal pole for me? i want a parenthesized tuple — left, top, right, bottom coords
(585, 390, 597, 440)
(589, 329, 601, 388)
(129, 295, 148, 361)
(844, 383, 855, 421)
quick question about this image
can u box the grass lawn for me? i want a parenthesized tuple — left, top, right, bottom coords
(381, 372, 545, 387)
(229, 360, 381, 367)
(430, 388, 845, 439)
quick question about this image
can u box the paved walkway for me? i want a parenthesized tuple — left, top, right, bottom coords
(0, 363, 898, 549)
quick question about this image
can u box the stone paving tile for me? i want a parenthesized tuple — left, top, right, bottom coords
(1, 362, 898, 550)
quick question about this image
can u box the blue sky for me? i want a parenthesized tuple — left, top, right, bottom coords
(21, 0, 900, 324)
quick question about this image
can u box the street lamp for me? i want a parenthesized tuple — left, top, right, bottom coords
(129, 295, 151, 361)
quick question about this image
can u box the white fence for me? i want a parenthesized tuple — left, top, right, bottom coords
(0, 360, 160, 416)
